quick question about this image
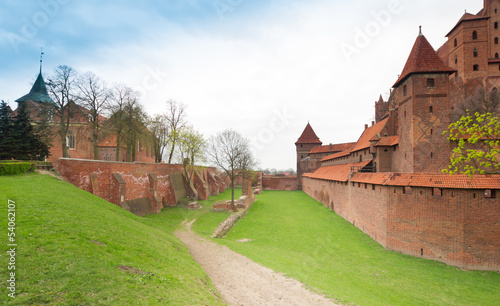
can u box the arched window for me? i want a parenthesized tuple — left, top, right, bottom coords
(496, 53, 499, 58)
(496, 37, 499, 44)
(473, 49, 479, 57)
(496, 22, 499, 29)
(473, 31, 478, 39)
(67, 130, 76, 149)
(454, 38, 457, 47)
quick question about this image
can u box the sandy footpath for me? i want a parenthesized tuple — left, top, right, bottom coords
(174, 220, 339, 306)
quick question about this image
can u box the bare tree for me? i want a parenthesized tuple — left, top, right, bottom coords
(123, 99, 147, 162)
(108, 84, 138, 161)
(147, 114, 169, 163)
(46, 65, 78, 158)
(452, 86, 500, 122)
(77, 72, 110, 159)
(178, 126, 206, 197)
(208, 129, 254, 210)
(165, 100, 186, 164)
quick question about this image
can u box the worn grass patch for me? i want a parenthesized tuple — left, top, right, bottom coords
(214, 190, 500, 305)
(0, 173, 224, 305)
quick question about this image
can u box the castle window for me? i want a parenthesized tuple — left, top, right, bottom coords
(496, 8, 498, 14)
(427, 78, 435, 88)
(372, 184, 376, 191)
(496, 37, 499, 44)
(496, 22, 499, 29)
(432, 188, 442, 196)
(472, 31, 478, 40)
(404, 110, 407, 118)
(485, 189, 496, 198)
(430, 129, 433, 135)
(496, 53, 499, 59)
(430, 106, 433, 113)
(455, 55, 458, 64)
(473, 64, 479, 71)
(473, 49, 478, 57)
(430, 152, 434, 158)
(67, 130, 76, 149)
(454, 38, 457, 47)
(403, 187, 412, 194)
(403, 85, 407, 96)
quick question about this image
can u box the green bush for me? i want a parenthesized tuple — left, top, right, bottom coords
(0, 162, 35, 175)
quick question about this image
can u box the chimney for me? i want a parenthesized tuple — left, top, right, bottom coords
(372, 121, 375, 126)
(365, 124, 368, 130)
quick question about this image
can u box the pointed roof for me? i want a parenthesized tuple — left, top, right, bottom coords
(393, 31, 455, 88)
(15, 71, 56, 106)
(296, 123, 322, 145)
(377, 95, 384, 103)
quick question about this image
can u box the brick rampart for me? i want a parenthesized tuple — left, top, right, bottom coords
(262, 176, 300, 191)
(54, 158, 223, 215)
(302, 176, 500, 271)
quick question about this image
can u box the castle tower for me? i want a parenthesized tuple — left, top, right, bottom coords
(375, 94, 389, 122)
(295, 123, 322, 185)
(393, 28, 455, 173)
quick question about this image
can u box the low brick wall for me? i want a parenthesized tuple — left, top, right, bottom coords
(262, 175, 299, 191)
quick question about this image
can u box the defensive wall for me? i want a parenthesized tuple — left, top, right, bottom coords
(302, 173, 500, 271)
(54, 158, 228, 216)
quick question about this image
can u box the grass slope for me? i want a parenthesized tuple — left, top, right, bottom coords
(0, 173, 224, 305)
(215, 191, 500, 305)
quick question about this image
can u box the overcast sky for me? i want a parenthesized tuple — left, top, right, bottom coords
(0, 0, 482, 170)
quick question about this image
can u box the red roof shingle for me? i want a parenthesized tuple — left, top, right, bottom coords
(296, 123, 322, 145)
(351, 118, 389, 153)
(309, 142, 356, 154)
(393, 33, 455, 88)
(303, 160, 372, 182)
(374, 136, 399, 147)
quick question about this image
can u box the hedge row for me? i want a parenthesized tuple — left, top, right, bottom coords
(0, 163, 36, 175)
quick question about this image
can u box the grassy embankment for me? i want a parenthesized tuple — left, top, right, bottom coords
(194, 190, 499, 306)
(0, 173, 226, 305)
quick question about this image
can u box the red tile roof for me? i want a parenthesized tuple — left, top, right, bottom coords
(351, 173, 500, 189)
(296, 123, 322, 145)
(393, 33, 455, 88)
(445, 12, 490, 37)
(309, 142, 356, 154)
(374, 136, 399, 147)
(351, 118, 389, 153)
(303, 160, 372, 182)
(321, 150, 352, 162)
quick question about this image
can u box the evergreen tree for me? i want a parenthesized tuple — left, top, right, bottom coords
(0, 100, 14, 160)
(10, 102, 50, 161)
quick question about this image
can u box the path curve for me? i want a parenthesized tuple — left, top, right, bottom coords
(174, 220, 339, 306)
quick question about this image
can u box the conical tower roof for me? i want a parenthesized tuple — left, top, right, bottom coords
(16, 71, 56, 106)
(296, 123, 322, 145)
(393, 29, 455, 88)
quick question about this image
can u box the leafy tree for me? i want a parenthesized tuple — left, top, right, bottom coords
(209, 129, 255, 210)
(77, 72, 110, 159)
(451, 86, 500, 122)
(178, 126, 206, 197)
(0, 100, 14, 160)
(46, 65, 78, 158)
(443, 111, 500, 175)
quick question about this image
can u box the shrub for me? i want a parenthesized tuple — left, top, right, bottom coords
(0, 162, 35, 175)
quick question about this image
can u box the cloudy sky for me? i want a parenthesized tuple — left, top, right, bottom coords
(0, 0, 482, 170)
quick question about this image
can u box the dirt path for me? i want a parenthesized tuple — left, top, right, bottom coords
(174, 220, 339, 306)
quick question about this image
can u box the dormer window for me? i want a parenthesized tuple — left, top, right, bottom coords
(472, 31, 478, 40)
(427, 78, 435, 88)
(473, 49, 479, 57)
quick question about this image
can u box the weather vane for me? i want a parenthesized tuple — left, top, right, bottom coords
(40, 47, 44, 73)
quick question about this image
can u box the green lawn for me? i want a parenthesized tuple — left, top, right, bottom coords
(210, 191, 500, 306)
(0, 173, 225, 305)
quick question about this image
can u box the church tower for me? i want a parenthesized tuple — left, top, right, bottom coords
(393, 28, 455, 173)
(295, 123, 322, 186)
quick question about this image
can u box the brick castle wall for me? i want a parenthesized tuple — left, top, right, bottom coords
(262, 175, 300, 191)
(302, 176, 500, 271)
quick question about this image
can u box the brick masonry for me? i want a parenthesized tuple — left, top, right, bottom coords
(262, 175, 300, 191)
(302, 176, 500, 271)
(54, 158, 227, 215)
